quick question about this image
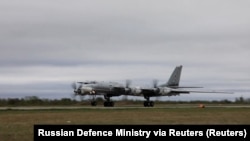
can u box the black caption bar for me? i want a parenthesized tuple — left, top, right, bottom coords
(34, 124, 249, 141)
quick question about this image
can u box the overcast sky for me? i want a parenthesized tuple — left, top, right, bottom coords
(0, 0, 249, 101)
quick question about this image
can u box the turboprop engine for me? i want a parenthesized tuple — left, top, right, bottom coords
(80, 86, 94, 94)
(131, 86, 142, 96)
(159, 87, 172, 95)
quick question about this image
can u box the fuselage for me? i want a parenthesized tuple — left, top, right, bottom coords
(77, 81, 124, 96)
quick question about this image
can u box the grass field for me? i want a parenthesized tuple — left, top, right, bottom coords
(0, 105, 250, 141)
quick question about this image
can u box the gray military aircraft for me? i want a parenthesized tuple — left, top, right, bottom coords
(71, 65, 232, 107)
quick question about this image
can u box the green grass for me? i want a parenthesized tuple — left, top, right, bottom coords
(0, 106, 250, 141)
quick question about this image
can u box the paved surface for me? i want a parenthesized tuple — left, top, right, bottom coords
(1, 105, 250, 110)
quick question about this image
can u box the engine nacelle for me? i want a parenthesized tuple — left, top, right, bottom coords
(124, 87, 131, 94)
(131, 86, 142, 95)
(159, 87, 172, 95)
(80, 86, 93, 94)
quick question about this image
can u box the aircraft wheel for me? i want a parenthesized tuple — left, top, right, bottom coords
(149, 101, 154, 107)
(91, 101, 97, 106)
(110, 101, 114, 107)
(104, 101, 114, 107)
(144, 101, 154, 107)
(104, 101, 108, 107)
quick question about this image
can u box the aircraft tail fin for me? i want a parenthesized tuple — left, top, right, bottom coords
(166, 65, 182, 87)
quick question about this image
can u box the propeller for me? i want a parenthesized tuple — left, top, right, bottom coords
(125, 79, 131, 88)
(71, 82, 83, 100)
(123, 79, 132, 100)
(152, 79, 160, 93)
(71, 82, 77, 90)
(153, 79, 158, 88)
(71, 92, 77, 100)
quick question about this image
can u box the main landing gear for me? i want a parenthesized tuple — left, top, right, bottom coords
(144, 96, 154, 107)
(90, 101, 97, 106)
(103, 95, 114, 107)
(90, 94, 97, 106)
(90, 95, 114, 107)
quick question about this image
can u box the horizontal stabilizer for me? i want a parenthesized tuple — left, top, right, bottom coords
(77, 81, 97, 84)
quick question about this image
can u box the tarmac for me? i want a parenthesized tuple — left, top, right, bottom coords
(1, 104, 250, 110)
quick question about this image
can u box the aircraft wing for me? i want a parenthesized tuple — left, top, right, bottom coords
(133, 87, 233, 97)
(113, 86, 126, 93)
(170, 89, 234, 94)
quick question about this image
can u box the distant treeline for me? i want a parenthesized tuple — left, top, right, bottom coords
(0, 96, 250, 106)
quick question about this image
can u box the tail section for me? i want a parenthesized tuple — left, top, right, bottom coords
(167, 65, 182, 87)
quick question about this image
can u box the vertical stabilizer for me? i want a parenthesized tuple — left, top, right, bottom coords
(167, 65, 182, 86)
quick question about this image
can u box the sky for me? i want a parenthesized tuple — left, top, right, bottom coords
(0, 0, 250, 101)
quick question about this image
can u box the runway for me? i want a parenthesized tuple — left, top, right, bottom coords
(1, 104, 250, 110)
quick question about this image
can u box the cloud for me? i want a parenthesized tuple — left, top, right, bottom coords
(0, 0, 249, 100)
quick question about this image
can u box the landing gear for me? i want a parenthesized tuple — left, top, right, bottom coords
(143, 101, 154, 107)
(104, 101, 114, 107)
(90, 94, 97, 106)
(91, 101, 97, 106)
(89, 94, 115, 107)
(104, 95, 114, 107)
(144, 96, 154, 107)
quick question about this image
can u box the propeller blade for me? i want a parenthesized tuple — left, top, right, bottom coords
(124, 79, 132, 94)
(152, 79, 160, 93)
(125, 79, 131, 88)
(71, 82, 77, 89)
(153, 79, 158, 88)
